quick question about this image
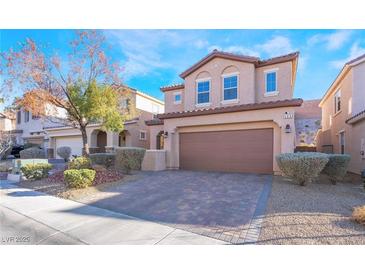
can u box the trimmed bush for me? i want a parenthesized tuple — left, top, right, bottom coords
(20, 163, 53, 180)
(352, 205, 365, 225)
(19, 147, 45, 159)
(276, 152, 329, 186)
(64, 169, 96, 188)
(115, 147, 146, 174)
(322, 154, 351, 184)
(89, 153, 115, 168)
(68, 156, 91, 170)
(56, 146, 71, 162)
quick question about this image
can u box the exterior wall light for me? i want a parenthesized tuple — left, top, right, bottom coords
(285, 124, 291, 133)
(163, 131, 168, 138)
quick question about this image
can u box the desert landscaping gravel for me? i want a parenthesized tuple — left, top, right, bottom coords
(258, 175, 365, 244)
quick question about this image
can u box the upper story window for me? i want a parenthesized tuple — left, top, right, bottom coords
(121, 98, 130, 109)
(223, 75, 238, 101)
(24, 111, 30, 122)
(17, 111, 21, 124)
(265, 70, 278, 94)
(334, 90, 341, 113)
(174, 92, 182, 104)
(196, 80, 210, 105)
(139, 130, 147, 141)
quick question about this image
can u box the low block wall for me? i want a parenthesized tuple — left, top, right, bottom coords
(142, 150, 166, 171)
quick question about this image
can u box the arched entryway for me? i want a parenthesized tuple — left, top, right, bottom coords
(119, 130, 130, 147)
(90, 129, 107, 153)
(156, 131, 164, 149)
(97, 131, 107, 151)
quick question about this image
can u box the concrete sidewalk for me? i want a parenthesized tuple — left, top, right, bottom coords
(0, 180, 225, 245)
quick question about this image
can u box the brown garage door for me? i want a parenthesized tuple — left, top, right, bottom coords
(179, 128, 273, 174)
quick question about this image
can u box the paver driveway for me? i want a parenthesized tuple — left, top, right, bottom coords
(83, 170, 272, 244)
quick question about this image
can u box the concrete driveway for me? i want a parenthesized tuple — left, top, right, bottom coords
(81, 170, 273, 244)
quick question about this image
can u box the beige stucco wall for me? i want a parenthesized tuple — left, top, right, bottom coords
(183, 57, 256, 111)
(0, 117, 15, 131)
(163, 57, 295, 114)
(160, 106, 297, 174)
(349, 121, 365, 173)
(352, 61, 365, 115)
(164, 88, 184, 113)
(319, 70, 353, 154)
(255, 62, 294, 103)
(318, 63, 365, 174)
(142, 150, 166, 171)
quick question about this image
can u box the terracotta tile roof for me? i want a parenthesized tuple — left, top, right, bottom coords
(145, 118, 164, 126)
(156, 98, 303, 120)
(160, 83, 185, 92)
(256, 52, 300, 67)
(295, 99, 321, 119)
(346, 109, 365, 124)
(178, 50, 299, 79)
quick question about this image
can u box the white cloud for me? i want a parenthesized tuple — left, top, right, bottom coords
(257, 36, 294, 57)
(308, 30, 352, 50)
(207, 45, 260, 57)
(106, 30, 206, 80)
(193, 39, 209, 49)
(330, 42, 365, 68)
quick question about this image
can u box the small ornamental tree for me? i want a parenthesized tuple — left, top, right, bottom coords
(0, 30, 132, 156)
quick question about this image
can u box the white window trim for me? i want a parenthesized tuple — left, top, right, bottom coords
(264, 69, 279, 96)
(221, 72, 240, 77)
(221, 73, 239, 103)
(173, 91, 182, 105)
(195, 77, 211, 82)
(196, 79, 211, 106)
(334, 89, 341, 114)
(139, 130, 147, 141)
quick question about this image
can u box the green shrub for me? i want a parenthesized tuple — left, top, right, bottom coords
(115, 147, 146, 174)
(64, 169, 96, 188)
(276, 152, 329, 186)
(68, 156, 91, 170)
(19, 147, 46, 159)
(20, 163, 53, 180)
(56, 146, 71, 162)
(89, 153, 115, 168)
(322, 154, 351, 184)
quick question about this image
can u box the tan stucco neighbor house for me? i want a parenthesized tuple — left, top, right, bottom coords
(13, 86, 164, 159)
(294, 99, 322, 149)
(317, 53, 365, 175)
(146, 50, 303, 174)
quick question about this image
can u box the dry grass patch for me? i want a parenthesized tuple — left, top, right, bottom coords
(352, 205, 365, 225)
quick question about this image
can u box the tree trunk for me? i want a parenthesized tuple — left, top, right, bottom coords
(80, 126, 90, 157)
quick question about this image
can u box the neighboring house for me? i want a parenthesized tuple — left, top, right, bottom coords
(14, 86, 164, 158)
(317, 53, 365, 174)
(146, 50, 303, 174)
(0, 111, 16, 133)
(294, 99, 321, 148)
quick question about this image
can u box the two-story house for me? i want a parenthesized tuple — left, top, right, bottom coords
(146, 50, 303, 174)
(317, 53, 365, 174)
(14, 86, 164, 158)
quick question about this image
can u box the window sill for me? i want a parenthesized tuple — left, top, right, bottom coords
(195, 103, 211, 108)
(264, 91, 279, 97)
(221, 99, 239, 104)
(333, 110, 342, 118)
(173, 101, 182, 105)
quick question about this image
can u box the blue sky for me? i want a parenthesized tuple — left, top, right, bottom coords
(1, 29, 365, 109)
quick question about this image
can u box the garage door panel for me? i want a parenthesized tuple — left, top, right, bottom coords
(55, 136, 83, 159)
(179, 128, 273, 174)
